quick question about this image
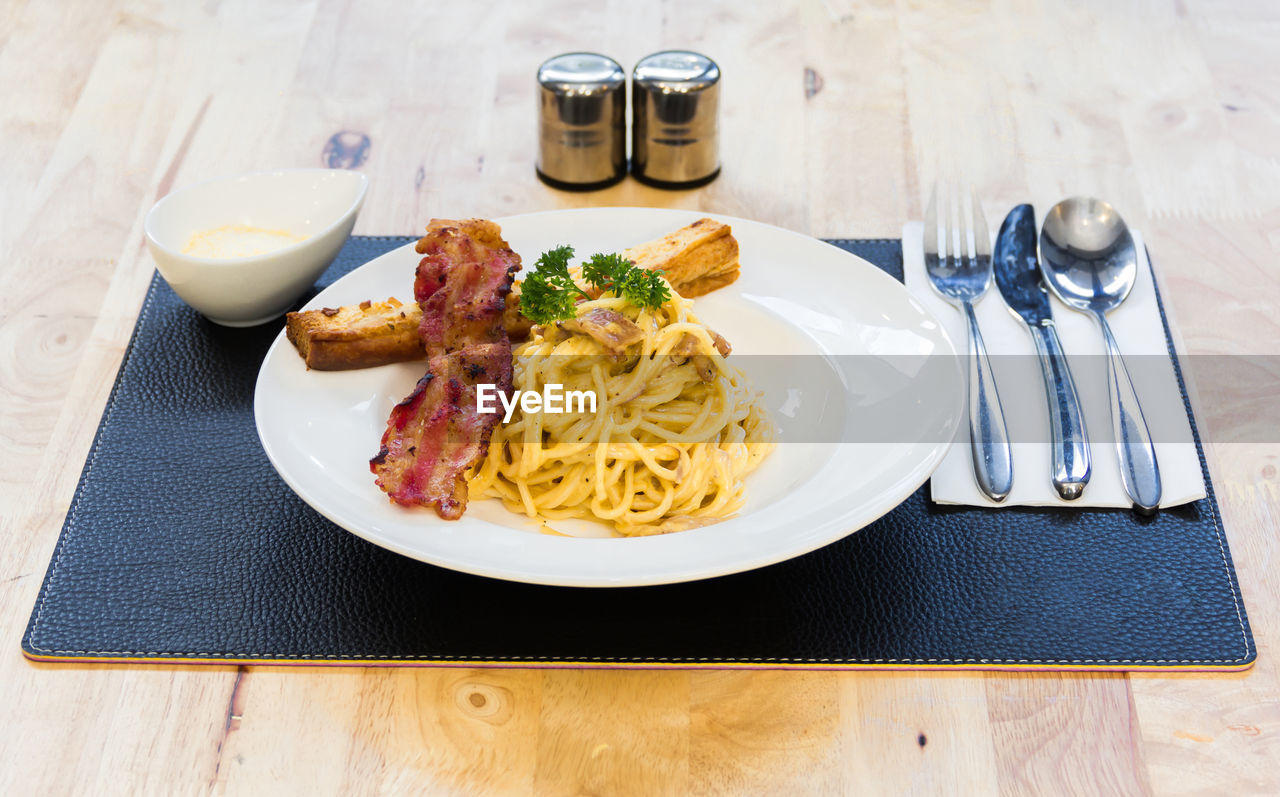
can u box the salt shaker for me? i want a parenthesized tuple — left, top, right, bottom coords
(535, 52, 627, 191)
(631, 51, 721, 188)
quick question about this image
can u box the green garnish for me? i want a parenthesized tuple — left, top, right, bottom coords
(519, 246, 672, 324)
(519, 246, 589, 324)
(613, 261, 672, 309)
(579, 252, 631, 291)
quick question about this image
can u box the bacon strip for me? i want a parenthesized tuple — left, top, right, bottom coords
(370, 343, 513, 518)
(370, 220, 520, 519)
(414, 219, 517, 357)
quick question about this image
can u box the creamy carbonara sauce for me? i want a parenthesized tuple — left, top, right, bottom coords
(469, 287, 775, 536)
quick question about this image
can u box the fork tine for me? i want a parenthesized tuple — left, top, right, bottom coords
(962, 187, 977, 268)
(970, 187, 990, 260)
(947, 180, 963, 274)
(923, 182, 940, 262)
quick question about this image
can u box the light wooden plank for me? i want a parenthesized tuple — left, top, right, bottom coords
(986, 674, 1152, 796)
(691, 670, 842, 794)
(534, 671, 690, 795)
(838, 673, 1001, 794)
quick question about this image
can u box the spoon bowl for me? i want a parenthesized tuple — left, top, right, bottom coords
(1039, 197, 1138, 315)
(1038, 196, 1161, 512)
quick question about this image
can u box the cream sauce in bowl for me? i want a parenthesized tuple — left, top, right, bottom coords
(182, 224, 308, 259)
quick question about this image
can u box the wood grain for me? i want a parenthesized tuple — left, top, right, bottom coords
(2, 0, 1278, 793)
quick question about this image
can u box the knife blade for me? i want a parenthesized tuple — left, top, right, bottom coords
(993, 204, 1092, 500)
(993, 205, 1055, 325)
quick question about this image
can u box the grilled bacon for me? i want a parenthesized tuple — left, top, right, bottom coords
(370, 219, 520, 519)
(370, 343, 513, 519)
(414, 219, 520, 357)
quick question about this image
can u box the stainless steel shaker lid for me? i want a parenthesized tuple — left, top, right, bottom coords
(633, 51, 720, 91)
(536, 53, 627, 191)
(631, 51, 721, 188)
(538, 52, 625, 93)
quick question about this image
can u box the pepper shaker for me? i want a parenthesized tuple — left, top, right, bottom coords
(535, 52, 627, 191)
(631, 50, 721, 189)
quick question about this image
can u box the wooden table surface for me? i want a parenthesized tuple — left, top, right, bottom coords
(4, 0, 1278, 793)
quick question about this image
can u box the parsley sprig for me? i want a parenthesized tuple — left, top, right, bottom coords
(519, 246, 672, 324)
(520, 246, 585, 323)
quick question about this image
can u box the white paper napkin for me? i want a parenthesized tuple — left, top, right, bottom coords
(901, 221, 1206, 508)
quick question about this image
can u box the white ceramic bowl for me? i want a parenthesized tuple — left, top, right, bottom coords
(144, 169, 368, 326)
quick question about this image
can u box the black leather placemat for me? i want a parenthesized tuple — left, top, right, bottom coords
(23, 236, 1255, 670)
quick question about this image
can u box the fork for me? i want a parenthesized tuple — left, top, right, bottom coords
(924, 183, 1014, 502)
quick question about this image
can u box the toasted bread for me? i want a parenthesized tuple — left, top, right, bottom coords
(285, 295, 531, 370)
(622, 218, 740, 296)
(678, 266, 740, 297)
(285, 298, 421, 370)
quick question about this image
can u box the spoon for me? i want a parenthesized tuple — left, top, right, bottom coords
(1039, 197, 1161, 511)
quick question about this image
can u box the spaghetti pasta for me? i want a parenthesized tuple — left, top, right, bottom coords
(468, 286, 775, 536)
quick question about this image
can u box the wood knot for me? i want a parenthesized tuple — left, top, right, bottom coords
(322, 131, 371, 169)
(454, 682, 512, 723)
(804, 67, 824, 99)
(1158, 105, 1187, 127)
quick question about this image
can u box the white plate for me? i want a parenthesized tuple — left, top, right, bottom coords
(254, 208, 963, 587)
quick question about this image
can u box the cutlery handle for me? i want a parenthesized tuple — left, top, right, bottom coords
(963, 301, 1013, 502)
(1030, 322, 1091, 500)
(1096, 313, 1162, 511)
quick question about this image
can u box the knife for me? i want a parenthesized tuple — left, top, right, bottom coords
(993, 204, 1091, 500)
